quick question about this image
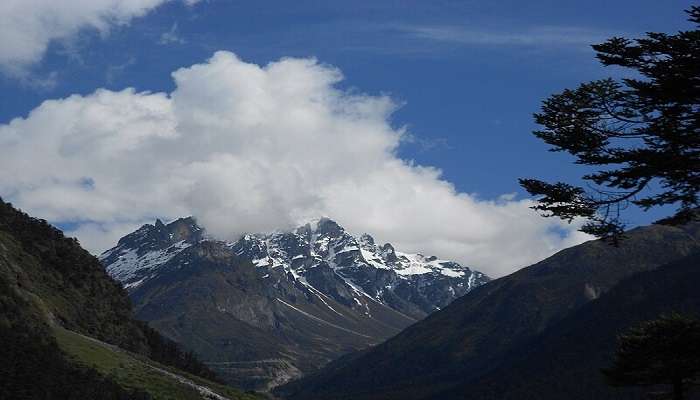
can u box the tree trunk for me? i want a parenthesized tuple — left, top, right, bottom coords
(673, 379, 683, 400)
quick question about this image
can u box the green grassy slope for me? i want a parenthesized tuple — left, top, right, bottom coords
(54, 327, 258, 400)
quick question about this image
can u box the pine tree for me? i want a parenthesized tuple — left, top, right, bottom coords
(520, 7, 700, 241)
(602, 314, 700, 400)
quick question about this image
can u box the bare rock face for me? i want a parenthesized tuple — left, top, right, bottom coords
(101, 216, 489, 391)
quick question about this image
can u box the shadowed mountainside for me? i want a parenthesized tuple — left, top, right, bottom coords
(452, 251, 700, 400)
(278, 219, 700, 400)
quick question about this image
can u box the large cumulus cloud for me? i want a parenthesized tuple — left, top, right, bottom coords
(0, 51, 589, 277)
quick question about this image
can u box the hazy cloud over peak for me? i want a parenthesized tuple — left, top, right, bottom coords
(0, 51, 589, 277)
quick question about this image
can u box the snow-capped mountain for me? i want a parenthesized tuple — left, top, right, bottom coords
(100, 216, 489, 390)
(103, 217, 487, 317)
(101, 218, 203, 289)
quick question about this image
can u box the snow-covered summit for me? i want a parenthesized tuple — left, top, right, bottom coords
(100, 217, 203, 287)
(101, 216, 489, 317)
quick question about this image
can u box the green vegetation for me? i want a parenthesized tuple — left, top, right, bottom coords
(603, 314, 700, 400)
(0, 277, 139, 400)
(0, 198, 258, 399)
(0, 198, 148, 353)
(54, 327, 258, 400)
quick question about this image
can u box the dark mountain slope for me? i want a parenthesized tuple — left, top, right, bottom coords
(0, 199, 255, 400)
(450, 251, 700, 400)
(128, 240, 417, 391)
(278, 220, 700, 400)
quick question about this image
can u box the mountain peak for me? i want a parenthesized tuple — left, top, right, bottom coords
(166, 216, 203, 242)
(359, 233, 375, 247)
(312, 217, 344, 236)
(380, 243, 397, 262)
(103, 213, 492, 301)
(318, 219, 341, 231)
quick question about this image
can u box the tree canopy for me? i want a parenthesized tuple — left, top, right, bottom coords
(520, 7, 700, 241)
(602, 313, 700, 400)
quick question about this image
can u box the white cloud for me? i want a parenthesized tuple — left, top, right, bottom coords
(69, 220, 145, 254)
(0, 0, 197, 74)
(0, 51, 590, 277)
(398, 25, 612, 48)
(159, 22, 186, 45)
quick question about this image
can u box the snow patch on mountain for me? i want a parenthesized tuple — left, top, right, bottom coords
(102, 240, 191, 286)
(101, 216, 490, 317)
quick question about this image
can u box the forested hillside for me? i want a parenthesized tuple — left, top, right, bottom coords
(0, 198, 256, 400)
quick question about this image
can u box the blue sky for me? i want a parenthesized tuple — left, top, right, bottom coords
(2, 1, 694, 214)
(0, 1, 695, 275)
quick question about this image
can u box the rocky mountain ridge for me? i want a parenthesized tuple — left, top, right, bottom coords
(100, 216, 489, 390)
(102, 216, 488, 319)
